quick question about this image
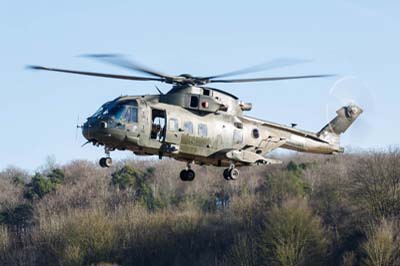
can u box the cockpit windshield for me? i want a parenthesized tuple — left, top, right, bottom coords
(109, 105, 127, 120)
(92, 101, 115, 118)
(91, 100, 138, 123)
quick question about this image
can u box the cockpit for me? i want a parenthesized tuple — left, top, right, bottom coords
(91, 99, 138, 124)
(81, 98, 140, 156)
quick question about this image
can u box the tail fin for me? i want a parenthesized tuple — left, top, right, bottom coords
(318, 104, 363, 146)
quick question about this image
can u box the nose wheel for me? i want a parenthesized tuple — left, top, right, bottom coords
(223, 164, 239, 181)
(99, 147, 113, 168)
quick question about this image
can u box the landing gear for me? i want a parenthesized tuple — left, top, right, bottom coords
(180, 162, 195, 181)
(223, 164, 240, 181)
(99, 147, 113, 168)
(99, 157, 112, 168)
(180, 169, 195, 181)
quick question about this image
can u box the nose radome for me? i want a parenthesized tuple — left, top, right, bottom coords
(82, 122, 90, 140)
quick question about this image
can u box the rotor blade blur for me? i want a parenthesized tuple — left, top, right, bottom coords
(27, 65, 164, 82)
(209, 74, 335, 83)
(204, 58, 311, 80)
(83, 54, 176, 79)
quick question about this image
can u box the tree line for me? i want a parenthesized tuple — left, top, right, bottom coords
(0, 148, 399, 266)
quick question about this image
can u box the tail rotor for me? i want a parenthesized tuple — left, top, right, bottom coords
(325, 76, 375, 145)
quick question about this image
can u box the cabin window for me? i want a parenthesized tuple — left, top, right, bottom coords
(233, 129, 243, 144)
(252, 128, 260, 139)
(203, 89, 210, 96)
(198, 123, 208, 137)
(169, 118, 179, 132)
(190, 96, 199, 108)
(183, 121, 193, 134)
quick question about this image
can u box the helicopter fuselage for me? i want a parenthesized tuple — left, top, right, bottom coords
(82, 87, 358, 167)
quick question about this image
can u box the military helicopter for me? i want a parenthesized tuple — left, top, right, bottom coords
(29, 55, 362, 181)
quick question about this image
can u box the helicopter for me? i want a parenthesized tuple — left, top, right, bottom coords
(29, 54, 362, 181)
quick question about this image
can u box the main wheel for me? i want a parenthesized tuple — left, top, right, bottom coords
(229, 168, 240, 180)
(186, 169, 195, 181)
(104, 157, 112, 167)
(180, 170, 188, 181)
(99, 157, 112, 168)
(99, 157, 106, 168)
(223, 169, 230, 181)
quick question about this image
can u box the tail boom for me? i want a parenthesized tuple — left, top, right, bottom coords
(280, 104, 362, 154)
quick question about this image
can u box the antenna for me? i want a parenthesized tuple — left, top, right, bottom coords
(155, 85, 164, 95)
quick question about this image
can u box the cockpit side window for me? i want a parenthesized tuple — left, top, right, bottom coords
(111, 105, 127, 120)
(130, 107, 138, 123)
(124, 107, 138, 123)
(123, 107, 131, 121)
(121, 100, 138, 123)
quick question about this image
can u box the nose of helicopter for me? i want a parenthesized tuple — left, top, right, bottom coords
(82, 122, 89, 140)
(81, 121, 91, 140)
(80, 118, 125, 147)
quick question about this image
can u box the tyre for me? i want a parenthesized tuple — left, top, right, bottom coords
(104, 157, 112, 167)
(186, 169, 195, 181)
(99, 157, 106, 168)
(229, 168, 240, 180)
(180, 170, 188, 181)
(223, 169, 230, 180)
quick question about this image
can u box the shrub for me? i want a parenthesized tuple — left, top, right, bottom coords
(259, 198, 328, 266)
(262, 170, 310, 207)
(38, 208, 117, 266)
(349, 148, 400, 220)
(24, 173, 56, 200)
(0, 203, 34, 227)
(47, 168, 65, 184)
(224, 233, 259, 266)
(111, 165, 139, 190)
(362, 219, 400, 266)
(111, 165, 162, 210)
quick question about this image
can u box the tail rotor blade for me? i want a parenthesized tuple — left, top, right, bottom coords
(326, 76, 375, 145)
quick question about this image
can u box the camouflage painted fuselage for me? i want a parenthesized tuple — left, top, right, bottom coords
(82, 85, 362, 167)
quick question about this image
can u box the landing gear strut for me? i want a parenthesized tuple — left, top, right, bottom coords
(180, 162, 195, 181)
(223, 164, 239, 181)
(99, 147, 113, 168)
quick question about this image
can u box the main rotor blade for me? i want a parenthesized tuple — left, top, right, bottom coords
(83, 54, 176, 79)
(27, 65, 164, 82)
(209, 74, 335, 83)
(203, 58, 311, 80)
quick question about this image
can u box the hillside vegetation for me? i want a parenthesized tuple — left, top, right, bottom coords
(0, 148, 399, 266)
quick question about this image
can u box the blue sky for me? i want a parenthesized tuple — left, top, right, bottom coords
(1, 0, 399, 171)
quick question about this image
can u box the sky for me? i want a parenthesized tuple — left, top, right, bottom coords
(0, 0, 399, 171)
